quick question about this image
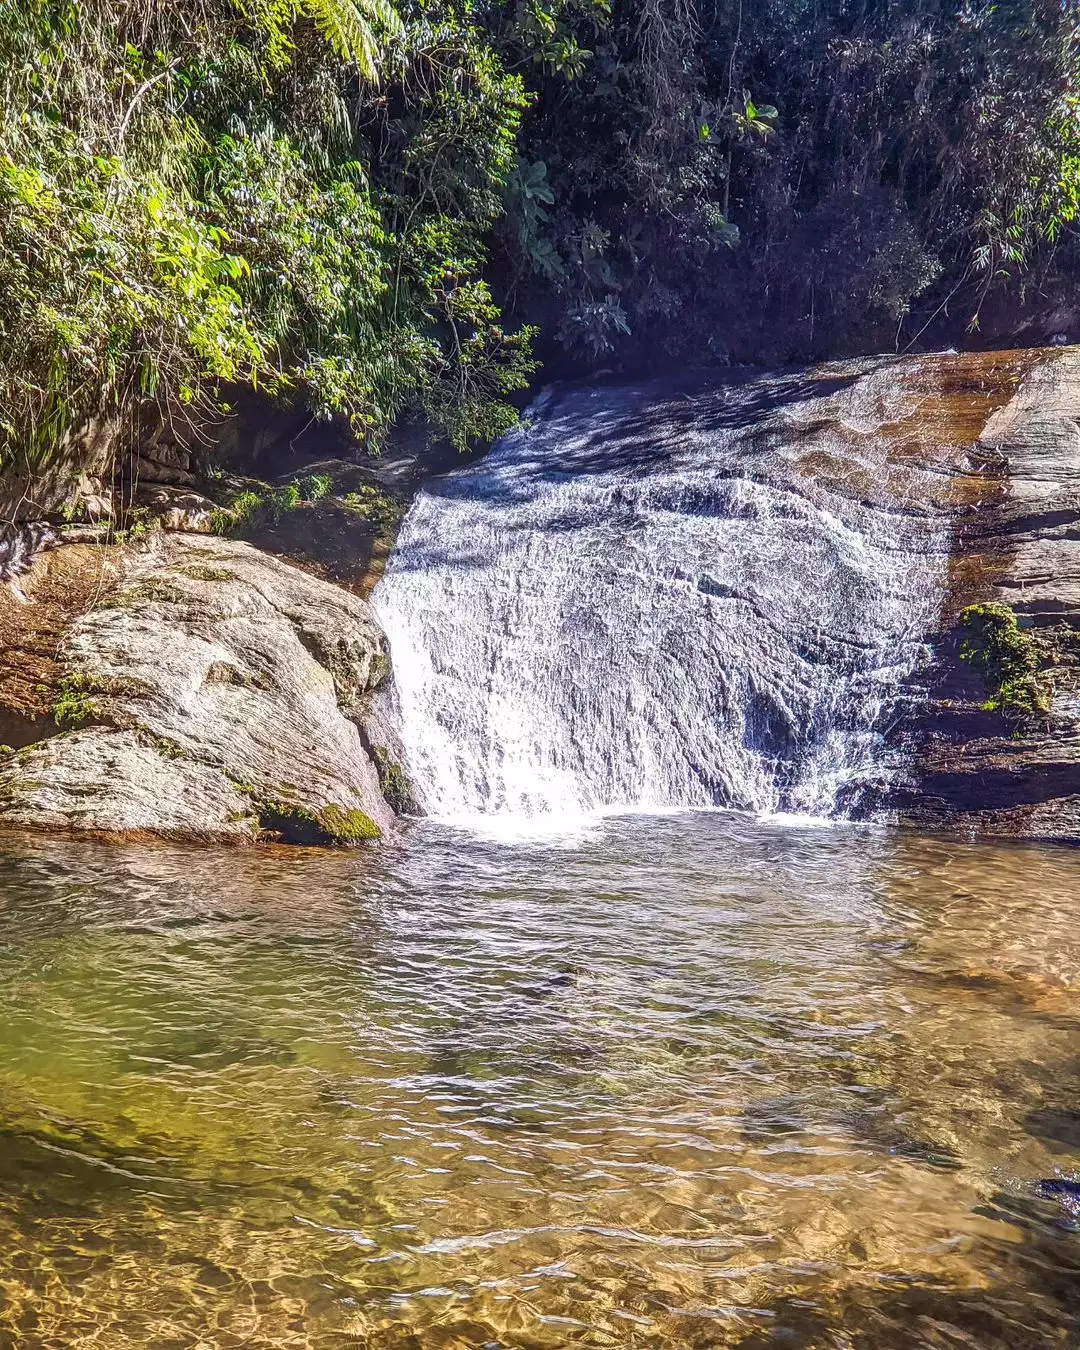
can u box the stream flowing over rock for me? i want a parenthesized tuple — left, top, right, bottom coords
(375, 347, 1080, 839)
(3, 345, 1079, 848)
(0, 535, 395, 843)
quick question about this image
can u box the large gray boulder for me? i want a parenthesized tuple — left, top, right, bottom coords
(0, 535, 396, 844)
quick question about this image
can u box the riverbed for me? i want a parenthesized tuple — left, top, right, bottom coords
(0, 814, 1077, 1347)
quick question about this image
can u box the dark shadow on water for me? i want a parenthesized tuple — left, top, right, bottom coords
(1024, 1106, 1080, 1151)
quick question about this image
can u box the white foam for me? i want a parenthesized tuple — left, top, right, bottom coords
(374, 373, 947, 823)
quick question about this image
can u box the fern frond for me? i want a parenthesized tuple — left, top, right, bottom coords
(301, 0, 402, 81)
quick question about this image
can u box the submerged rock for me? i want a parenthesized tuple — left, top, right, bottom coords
(0, 535, 396, 845)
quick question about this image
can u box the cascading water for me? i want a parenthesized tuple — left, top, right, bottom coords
(0, 522, 57, 584)
(373, 359, 958, 821)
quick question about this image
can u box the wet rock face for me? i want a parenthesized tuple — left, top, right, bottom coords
(4, 349, 1080, 847)
(0, 535, 396, 845)
(371, 342, 1080, 840)
(890, 348, 1080, 842)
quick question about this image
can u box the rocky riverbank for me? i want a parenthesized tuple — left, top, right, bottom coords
(4, 347, 1080, 848)
(0, 404, 449, 846)
(0, 534, 398, 844)
(890, 347, 1080, 841)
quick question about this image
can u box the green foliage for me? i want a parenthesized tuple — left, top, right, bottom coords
(495, 0, 1080, 366)
(111, 509, 160, 546)
(505, 158, 562, 278)
(302, 473, 334, 502)
(149, 735, 189, 761)
(0, 0, 536, 481)
(959, 603, 1052, 720)
(2, 0, 1078, 477)
(53, 674, 106, 729)
(212, 469, 397, 533)
(242, 0, 403, 77)
(210, 475, 332, 532)
(211, 491, 267, 535)
(731, 92, 778, 143)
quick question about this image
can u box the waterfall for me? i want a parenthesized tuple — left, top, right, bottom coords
(0, 522, 58, 584)
(373, 360, 953, 822)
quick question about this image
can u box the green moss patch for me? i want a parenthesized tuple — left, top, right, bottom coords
(371, 746, 420, 816)
(318, 805, 382, 843)
(53, 673, 108, 729)
(339, 485, 405, 533)
(53, 672, 153, 730)
(369, 652, 391, 690)
(98, 579, 188, 610)
(257, 801, 381, 847)
(147, 735, 189, 761)
(958, 603, 1052, 720)
(180, 565, 237, 583)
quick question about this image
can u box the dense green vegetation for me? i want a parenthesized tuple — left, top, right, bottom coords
(0, 0, 537, 476)
(501, 0, 1080, 366)
(1, 0, 1078, 474)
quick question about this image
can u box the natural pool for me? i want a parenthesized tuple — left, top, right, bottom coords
(0, 814, 1078, 1348)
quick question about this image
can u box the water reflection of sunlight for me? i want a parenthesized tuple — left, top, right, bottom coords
(426, 801, 873, 850)
(0, 820, 1076, 1346)
(430, 808, 607, 847)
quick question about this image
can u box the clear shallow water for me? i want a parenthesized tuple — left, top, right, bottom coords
(0, 816, 1079, 1347)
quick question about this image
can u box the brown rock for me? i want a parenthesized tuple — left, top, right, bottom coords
(891, 347, 1080, 841)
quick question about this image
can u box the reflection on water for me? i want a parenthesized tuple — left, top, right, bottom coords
(0, 816, 1078, 1347)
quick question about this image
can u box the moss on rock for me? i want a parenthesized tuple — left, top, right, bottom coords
(257, 800, 382, 846)
(180, 565, 237, 583)
(53, 673, 105, 729)
(958, 602, 1052, 720)
(318, 805, 382, 843)
(97, 578, 189, 610)
(53, 672, 153, 730)
(371, 746, 420, 816)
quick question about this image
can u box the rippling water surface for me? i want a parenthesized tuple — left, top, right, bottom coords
(1, 815, 1079, 1347)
